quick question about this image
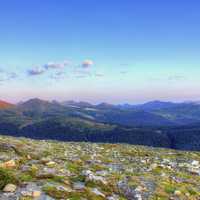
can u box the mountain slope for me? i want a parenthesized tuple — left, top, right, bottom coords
(148, 102, 200, 125)
(135, 100, 178, 111)
(0, 100, 14, 109)
(90, 109, 175, 127)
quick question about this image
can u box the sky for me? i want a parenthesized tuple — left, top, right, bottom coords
(0, 0, 200, 104)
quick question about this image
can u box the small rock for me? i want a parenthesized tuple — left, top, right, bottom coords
(63, 179, 70, 185)
(21, 191, 33, 197)
(150, 163, 157, 169)
(91, 188, 105, 197)
(41, 158, 50, 163)
(57, 185, 73, 193)
(32, 191, 41, 198)
(46, 161, 56, 167)
(73, 182, 85, 190)
(1, 160, 16, 169)
(82, 170, 107, 184)
(188, 167, 200, 175)
(96, 170, 108, 176)
(21, 190, 41, 198)
(135, 193, 142, 200)
(191, 160, 199, 166)
(174, 190, 181, 196)
(3, 184, 17, 192)
(107, 195, 119, 200)
(135, 186, 144, 192)
(185, 192, 190, 197)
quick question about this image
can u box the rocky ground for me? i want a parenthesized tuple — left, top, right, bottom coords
(0, 136, 200, 199)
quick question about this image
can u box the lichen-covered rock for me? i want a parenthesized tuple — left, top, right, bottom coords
(0, 160, 16, 169)
(3, 184, 17, 193)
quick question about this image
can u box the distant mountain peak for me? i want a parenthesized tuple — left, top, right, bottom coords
(0, 100, 14, 109)
(143, 100, 174, 105)
(18, 98, 57, 113)
(20, 98, 51, 106)
(24, 98, 49, 103)
(62, 100, 93, 108)
(136, 100, 177, 110)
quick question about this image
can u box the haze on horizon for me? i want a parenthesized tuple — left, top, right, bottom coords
(0, 0, 200, 104)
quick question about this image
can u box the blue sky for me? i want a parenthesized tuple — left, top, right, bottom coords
(0, 0, 200, 104)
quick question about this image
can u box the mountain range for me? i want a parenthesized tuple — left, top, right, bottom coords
(1, 98, 200, 150)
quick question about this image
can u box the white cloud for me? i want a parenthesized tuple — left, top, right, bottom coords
(28, 60, 70, 76)
(9, 72, 18, 79)
(74, 68, 91, 77)
(168, 75, 185, 81)
(44, 60, 70, 70)
(95, 73, 104, 77)
(50, 71, 67, 80)
(28, 67, 45, 76)
(82, 59, 94, 68)
(0, 71, 18, 82)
